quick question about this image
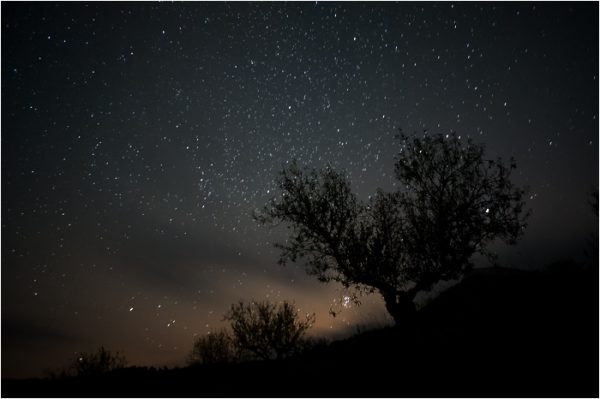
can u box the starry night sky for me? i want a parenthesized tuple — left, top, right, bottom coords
(2, 2, 598, 378)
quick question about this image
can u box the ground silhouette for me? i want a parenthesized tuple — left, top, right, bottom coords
(3, 264, 597, 397)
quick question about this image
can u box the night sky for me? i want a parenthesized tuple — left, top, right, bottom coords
(2, 2, 598, 379)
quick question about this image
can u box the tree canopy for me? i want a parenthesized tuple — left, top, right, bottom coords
(258, 132, 529, 324)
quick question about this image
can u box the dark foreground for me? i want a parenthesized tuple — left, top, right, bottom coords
(3, 265, 598, 397)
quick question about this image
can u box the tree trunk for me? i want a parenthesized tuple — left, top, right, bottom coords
(382, 290, 417, 326)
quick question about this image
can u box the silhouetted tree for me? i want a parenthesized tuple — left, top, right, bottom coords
(224, 299, 315, 360)
(188, 330, 236, 365)
(258, 132, 529, 324)
(68, 346, 127, 377)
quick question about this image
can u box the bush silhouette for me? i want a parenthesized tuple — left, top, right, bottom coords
(258, 131, 529, 324)
(188, 330, 236, 365)
(224, 299, 315, 360)
(67, 346, 127, 377)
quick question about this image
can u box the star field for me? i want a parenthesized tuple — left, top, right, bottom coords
(2, 2, 598, 378)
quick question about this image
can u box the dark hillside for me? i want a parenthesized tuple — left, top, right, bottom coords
(3, 266, 597, 397)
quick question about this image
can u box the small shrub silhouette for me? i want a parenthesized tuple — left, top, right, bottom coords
(66, 346, 127, 377)
(224, 299, 315, 360)
(188, 329, 236, 365)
